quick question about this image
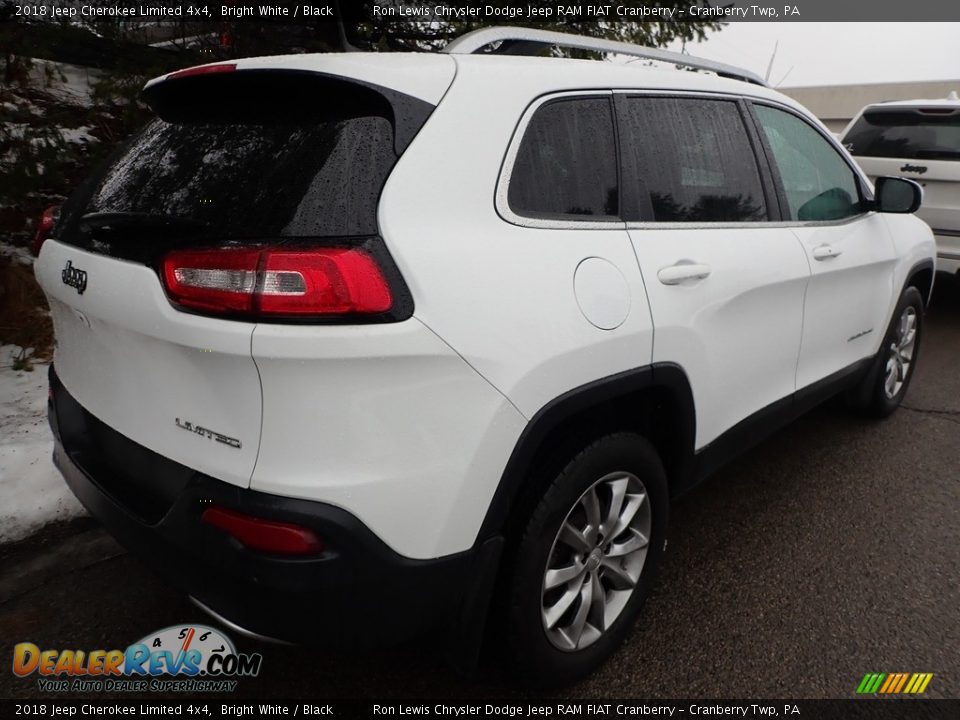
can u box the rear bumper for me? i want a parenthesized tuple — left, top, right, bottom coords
(48, 365, 496, 648)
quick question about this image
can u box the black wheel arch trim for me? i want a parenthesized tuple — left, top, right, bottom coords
(475, 362, 696, 544)
(904, 258, 935, 308)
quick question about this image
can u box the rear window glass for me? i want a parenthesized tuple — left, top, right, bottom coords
(619, 97, 768, 223)
(508, 97, 619, 220)
(82, 115, 396, 239)
(843, 109, 960, 160)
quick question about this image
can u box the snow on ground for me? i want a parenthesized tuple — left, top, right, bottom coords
(0, 345, 85, 543)
(0, 242, 34, 267)
(61, 125, 97, 145)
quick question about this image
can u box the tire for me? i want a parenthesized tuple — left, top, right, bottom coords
(849, 285, 924, 418)
(503, 433, 669, 686)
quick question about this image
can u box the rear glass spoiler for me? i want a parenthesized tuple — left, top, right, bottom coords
(141, 68, 435, 155)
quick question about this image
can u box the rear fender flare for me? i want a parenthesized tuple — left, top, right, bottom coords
(475, 362, 696, 544)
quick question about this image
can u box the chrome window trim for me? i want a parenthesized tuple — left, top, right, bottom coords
(611, 88, 746, 101)
(625, 212, 877, 232)
(495, 90, 626, 231)
(497, 88, 877, 231)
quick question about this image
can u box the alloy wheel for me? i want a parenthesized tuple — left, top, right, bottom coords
(884, 306, 917, 399)
(540, 471, 651, 651)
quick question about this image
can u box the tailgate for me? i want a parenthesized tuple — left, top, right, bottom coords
(35, 240, 261, 488)
(33, 64, 444, 491)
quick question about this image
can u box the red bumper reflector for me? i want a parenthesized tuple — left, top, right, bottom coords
(201, 506, 324, 556)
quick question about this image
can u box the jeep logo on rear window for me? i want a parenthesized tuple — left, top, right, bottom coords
(61, 260, 87, 295)
(900, 164, 928, 175)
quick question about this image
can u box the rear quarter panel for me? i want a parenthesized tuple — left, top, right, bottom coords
(378, 58, 656, 420)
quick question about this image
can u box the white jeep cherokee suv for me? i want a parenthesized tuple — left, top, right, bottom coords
(841, 93, 960, 277)
(35, 28, 936, 685)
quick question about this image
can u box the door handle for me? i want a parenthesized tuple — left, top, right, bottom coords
(657, 262, 712, 285)
(812, 244, 842, 261)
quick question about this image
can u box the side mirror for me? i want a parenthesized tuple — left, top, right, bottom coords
(875, 176, 923, 214)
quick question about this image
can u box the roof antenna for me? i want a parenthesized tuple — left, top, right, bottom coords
(764, 40, 778, 83)
(775, 66, 794, 88)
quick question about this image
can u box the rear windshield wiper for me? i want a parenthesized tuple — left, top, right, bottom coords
(79, 212, 213, 233)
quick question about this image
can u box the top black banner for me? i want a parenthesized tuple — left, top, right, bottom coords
(7, 0, 960, 23)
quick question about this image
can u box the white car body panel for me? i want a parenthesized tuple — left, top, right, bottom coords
(627, 226, 809, 449)
(791, 214, 899, 390)
(379, 61, 658, 419)
(882, 213, 940, 292)
(35, 240, 262, 488)
(249, 319, 526, 559)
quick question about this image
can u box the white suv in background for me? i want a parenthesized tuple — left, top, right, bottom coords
(35, 28, 936, 685)
(842, 93, 960, 276)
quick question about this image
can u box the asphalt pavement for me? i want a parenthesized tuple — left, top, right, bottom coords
(1, 275, 958, 701)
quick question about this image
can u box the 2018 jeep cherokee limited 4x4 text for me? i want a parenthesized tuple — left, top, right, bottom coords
(35, 28, 936, 685)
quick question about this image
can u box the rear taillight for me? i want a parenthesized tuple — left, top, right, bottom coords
(201, 505, 324, 556)
(31, 205, 61, 257)
(161, 247, 393, 320)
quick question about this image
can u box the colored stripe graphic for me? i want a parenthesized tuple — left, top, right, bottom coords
(857, 672, 933, 694)
(894, 673, 909, 693)
(883, 673, 901, 694)
(857, 673, 884, 694)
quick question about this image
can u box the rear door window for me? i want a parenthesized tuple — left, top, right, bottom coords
(843, 108, 960, 161)
(507, 97, 619, 220)
(618, 97, 768, 223)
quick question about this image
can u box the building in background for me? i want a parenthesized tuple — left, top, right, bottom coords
(782, 80, 960, 134)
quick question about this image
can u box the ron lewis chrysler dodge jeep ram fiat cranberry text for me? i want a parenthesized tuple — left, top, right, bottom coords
(34, 28, 936, 685)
